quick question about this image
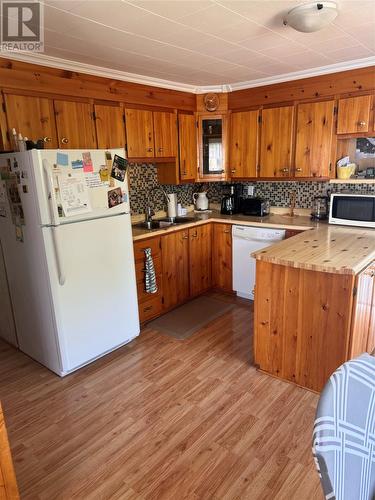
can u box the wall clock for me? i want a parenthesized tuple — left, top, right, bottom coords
(204, 93, 220, 112)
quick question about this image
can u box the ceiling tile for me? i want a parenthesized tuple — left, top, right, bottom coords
(178, 4, 244, 35)
(326, 45, 374, 62)
(125, 0, 213, 20)
(214, 19, 268, 43)
(240, 32, 299, 51)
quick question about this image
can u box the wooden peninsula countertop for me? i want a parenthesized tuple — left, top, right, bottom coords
(252, 225, 375, 275)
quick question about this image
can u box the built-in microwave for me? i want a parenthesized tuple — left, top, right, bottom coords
(329, 193, 375, 228)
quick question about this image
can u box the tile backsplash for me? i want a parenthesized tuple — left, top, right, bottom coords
(128, 163, 375, 215)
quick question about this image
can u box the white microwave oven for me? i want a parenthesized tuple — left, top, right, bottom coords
(329, 193, 375, 228)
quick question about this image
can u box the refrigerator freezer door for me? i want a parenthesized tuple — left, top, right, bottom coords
(43, 212, 139, 373)
(30, 149, 130, 226)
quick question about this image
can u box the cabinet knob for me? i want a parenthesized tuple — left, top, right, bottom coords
(192, 231, 198, 238)
(43, 136, 52, 143)
(224, 230, 230, 234)
(144, 306, 152, 312)
(295, 167, 302, 173)
(61, 137, 69, 144)
(158, 147, 163, 153)
(182, 234, 188, 240)
(147, 147, 153, 153)
(358, 121, 366, 127)
(231, 169, 236, 174)
(281, 168, 289, 173)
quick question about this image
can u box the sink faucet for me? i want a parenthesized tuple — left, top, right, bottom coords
(289, 191, 296, 217)
(145, 185, 170, 222)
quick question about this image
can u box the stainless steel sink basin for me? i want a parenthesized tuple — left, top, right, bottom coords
(158, 216, 197, 224)
(133, 216, 197, 230)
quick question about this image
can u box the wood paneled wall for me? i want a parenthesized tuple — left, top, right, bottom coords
(0, 58, 196, 111)
(229, 66, 375, 110)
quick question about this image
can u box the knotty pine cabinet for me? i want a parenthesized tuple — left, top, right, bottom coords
(134, 222, 233, 323)
(337, 94, 373, 135)
(4, 93, 58, 148)
(133, 237, 163, 324)
(125, 108, 177, 160)
(259, 106, 294, 178)
(161, 229, 190, 310)
(294, 100, 335, 178)
(178, 112, 197, 182)
(229, 110, 259, 179)
(0, 403, 19, 499)
(189, 224, 212, 296)
(94, 103, 125, 149)
(212, 223, 232, 292)
(54, 100, 97, 149)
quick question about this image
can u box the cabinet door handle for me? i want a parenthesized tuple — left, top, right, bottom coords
(43, 136, 52, 143)
(144, 306, 153, 312)
(280, 168, 289, 173)
(182, 234, 188, 240)
(191, 231, 198, 238)
(231, 169, 236, 174)
(295, 167, 302, 173)
(358, 121, 366, 127)
(158, 147, 163, 153)
(61, 137, 69, 144)
(224, 230, 230, 234)
(147, 147, 153, 153)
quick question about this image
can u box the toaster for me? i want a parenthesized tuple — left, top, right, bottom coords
(240, 197, 270, 217)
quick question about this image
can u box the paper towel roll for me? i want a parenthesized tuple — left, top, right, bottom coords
(167, 193, 177, 218)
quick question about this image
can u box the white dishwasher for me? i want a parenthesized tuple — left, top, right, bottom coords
(232, 225, 285, 300)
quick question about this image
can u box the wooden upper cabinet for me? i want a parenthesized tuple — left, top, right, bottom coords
(178, 113, 197, 181)
(54, 100, 97, 149)
(229, 110, 259, 179)
(189, 224, 212, 296)
(4, 93, 57, 148)
(125, 108, 154, 158)
(294, 100, 334, 178)
(259, 106, 294, 178)
(94, 103, 125, 149)
(212, 223, 232, 292)
(153, 111, 177, 158)
(337, 95, 372, 134)
(162, 229, 190, 310)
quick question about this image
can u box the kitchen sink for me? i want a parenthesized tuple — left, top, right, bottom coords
(133, 216, 197, 230)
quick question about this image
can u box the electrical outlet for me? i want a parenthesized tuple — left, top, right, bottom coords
(247, 186, 255, 197)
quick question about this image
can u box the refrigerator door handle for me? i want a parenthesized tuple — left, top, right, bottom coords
(52, 226, 66, 285)
(43, 160, 60, 226)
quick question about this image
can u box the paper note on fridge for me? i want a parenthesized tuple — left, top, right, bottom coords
(57, 173, 92, 217)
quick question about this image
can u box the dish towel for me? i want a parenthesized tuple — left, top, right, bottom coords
(144, 247, 158, 294)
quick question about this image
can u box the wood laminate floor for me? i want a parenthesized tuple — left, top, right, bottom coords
(0, 292, 322, 499)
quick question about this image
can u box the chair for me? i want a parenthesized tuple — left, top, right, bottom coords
(312, 353, 375, 500)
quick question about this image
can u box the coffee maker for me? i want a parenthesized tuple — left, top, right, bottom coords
(221, 185, 240, 215)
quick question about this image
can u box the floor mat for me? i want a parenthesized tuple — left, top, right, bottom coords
(147, 295, 235, 340)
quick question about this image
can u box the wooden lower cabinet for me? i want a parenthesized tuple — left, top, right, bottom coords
(0, 403, 19, 499)
(212, 223, 232, 292)
(133, 237, 163, 324)
(254, 261, 355, 392)
(350, 262, 375, 357)
(161, 229, 190, 310)
(189, 224, 212, 297)
(134, 222, 232, 323)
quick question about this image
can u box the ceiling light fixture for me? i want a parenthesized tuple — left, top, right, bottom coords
(283, 1, 338, 33)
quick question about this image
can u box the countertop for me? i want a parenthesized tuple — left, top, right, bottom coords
(132, 211, 317, 241)
(252, 225, 375, 275)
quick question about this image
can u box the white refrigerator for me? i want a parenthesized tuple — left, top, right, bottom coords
(0, 148, 139, 376)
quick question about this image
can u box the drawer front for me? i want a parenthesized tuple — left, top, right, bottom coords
(139, 294, 163, 323)
(133, 237, 161, 262)
(135, 255, 162, 282)
(136, 274, 162, 303)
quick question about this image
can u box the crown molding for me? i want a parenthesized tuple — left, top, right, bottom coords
(3, 51, 375, 95)
(1, 51, 200, 93)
